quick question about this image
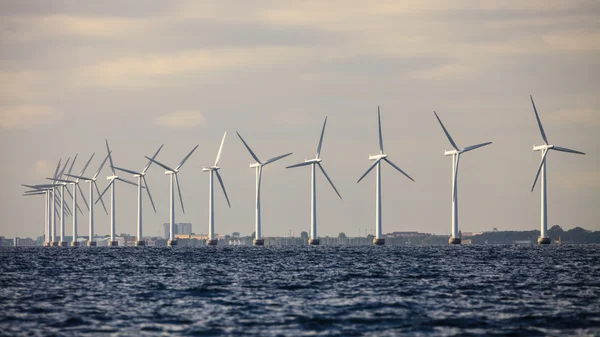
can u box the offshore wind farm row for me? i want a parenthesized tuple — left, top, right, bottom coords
(22, 95, 585, 247)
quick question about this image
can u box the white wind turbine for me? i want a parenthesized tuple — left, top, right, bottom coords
(48, 154, 95, 246)
(286, 117, 342, 245)
(433, 111, 492, 244)
(529, 95, 585, 244)
(66, 153, 111, 246)
(97, 140, 138, 246)
(22, 158, 63, 246)
(49, 156, 83, 246)
(357, 107, 415, 245)
(22, 188, 52, 246)
(144, 144, 199, 246)
(111, 145, 163, 246)
(201, 132, 231, 246)
(236, 131, 292, 246)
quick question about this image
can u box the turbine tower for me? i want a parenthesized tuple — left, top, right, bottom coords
(286, 117, 342, 246)
(529, 95, 585, 244)
(433, 111, 492, 245)
(357, 107, 415, 245)
(97, 140, 138, 246)
(236, 131, 292, 246)
(67, 153, 111, 246)
(201, 132, 231, 246)
(112, 145, 162, 246)
(144, 144, 199, 246)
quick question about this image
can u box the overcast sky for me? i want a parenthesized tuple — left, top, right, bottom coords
(1, 1, 598, 239)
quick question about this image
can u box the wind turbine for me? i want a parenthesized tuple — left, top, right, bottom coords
(236, 131, 292, 246)
(357, 107, 415, 245)
(529, 95, 585, 244)
(201, 132, 231, 246)
(66, 153, 111, 246)
(51, 156, 77, 247)
(144, 144, 199, 246)
(22, 188, 52, 246)
(433, 111, 492, 245)
(286, 117, 342, 246)
(97, 140, 138, 246)
(112, 145, 162, 246)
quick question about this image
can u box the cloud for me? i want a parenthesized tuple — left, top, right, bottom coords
(154, 110, 206, 128)
(559, 171, 600, 189)
(33, 160, 54, 178)
(547, 107, 600, 126)
(0, 105, 63, 129)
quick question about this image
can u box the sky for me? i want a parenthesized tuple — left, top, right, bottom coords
(1, 1, 598, 239)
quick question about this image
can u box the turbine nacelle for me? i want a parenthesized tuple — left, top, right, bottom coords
(533, 144, 553, 151)
(202, 166, 220, 172)
(444, 150, 459, 156)
(249, 163, 261, 168)
(369, 154, 388, 161)
(107, 175, 119, 180)
(304, 158, 322, 164)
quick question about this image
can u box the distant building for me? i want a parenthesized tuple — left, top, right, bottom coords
(386, 231, 422, 238)
(0, 236, 13, 247)
(14, 237, 37, 247)
(163, 223, 193, 239)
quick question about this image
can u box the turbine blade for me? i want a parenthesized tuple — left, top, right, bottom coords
(236, 131, 261, 164)
(316, 116, 327, 159)
(117, 177, 138, 187)
(53, 159, 62, 179)
(65, 174, 93, 181)
(144, 156, 175, 172)
(286, 161, 312, 169)
(93, 152, 110, 180)
(46, 178, 74, 183)
(263, 152, 293, 166)
(177, 144, 199, 171)
(58, 157, 70, 179)
(552, 146, 586, 155)
(77, 183, 89, 210)
(462, 141, 493, 153)
(112, 166, 141, 176)
(531, 149, 549, 192)
(96, 180, 114, 204)
(143, 176, 157, 213)
(384, 157, 415, 182)
(530, 95, 549, 145)
(215, 170, 231, 208)
(94, 181, 108, 215)
(357, 158, 381, 183)
(175, 174, 185, 214)
(142, 144, 164, 174)
(377, 106, 384, 154)
(80, 153, 95, 177)
(453, 155, 460, 202)
(318, 162, 342, 199)
(106, 139, 116, 175)
(433, 111, 459, 150)
(67, 154, 78, 176)
(214, 132, 227, 166)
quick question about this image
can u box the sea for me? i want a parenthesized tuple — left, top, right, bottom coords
(1, 245, 599, 336)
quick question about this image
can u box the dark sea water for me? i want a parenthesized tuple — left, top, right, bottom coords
(1, 245, 599, 336)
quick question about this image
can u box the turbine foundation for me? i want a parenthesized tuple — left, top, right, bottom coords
(135, 241, 146, 247)
(43, 242, 50, 247)
(308, 239, 320, 246)
(70, 242, 79, 247)
(448, 237, 462, 245)
(168, 240, 178, 247)
(207, 239, 218, 246)
(537, 237, 551, 245)
(50, 242, 59, 247)
(87, 241, 97, 247)
(373, 238, 385, 246)
(58, 242, 67, 247)
(253, 239, 264, 246)
(108, 241, 118, 247)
